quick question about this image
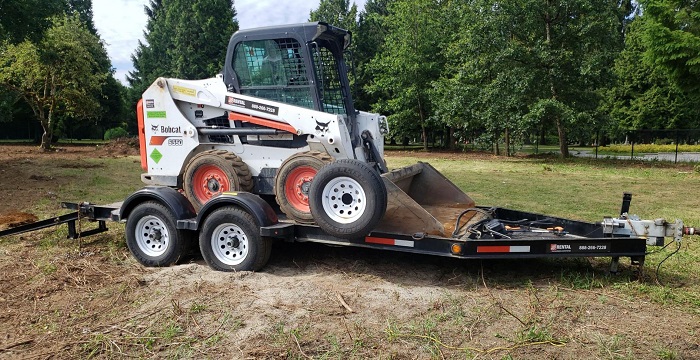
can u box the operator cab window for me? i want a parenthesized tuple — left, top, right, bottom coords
(233, 38, 314, 110)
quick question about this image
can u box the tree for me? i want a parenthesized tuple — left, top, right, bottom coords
(603, 17, 700, 135)
(367, 0, 446, 151)
(309, 0, 359, 34)
(439, 0, 624, 157)
(127, 0, 238, 130)
(129, 0, 238, 87)
(641, 0, 700, 93)
(0, 0, 64, 44)
(353, 0, 392, 111)
(0, 15, 107, 150)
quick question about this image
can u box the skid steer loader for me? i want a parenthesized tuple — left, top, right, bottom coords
(138, 22, 475, 239)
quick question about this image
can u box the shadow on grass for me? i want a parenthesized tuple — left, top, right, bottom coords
(261, 241, 683, 290)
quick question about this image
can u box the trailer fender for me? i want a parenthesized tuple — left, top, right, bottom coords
(195, 192, 278, 231)
(119, 187, 196, 222)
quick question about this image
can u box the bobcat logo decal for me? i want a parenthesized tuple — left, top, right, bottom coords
(315, 120, 330, 134)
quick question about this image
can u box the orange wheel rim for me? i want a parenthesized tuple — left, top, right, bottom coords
(192, 165, 230, 203)
(285, 166, 317, 212)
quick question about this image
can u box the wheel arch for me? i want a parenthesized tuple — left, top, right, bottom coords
(119, 186, 197, 222)
(195, 192, 278, 231)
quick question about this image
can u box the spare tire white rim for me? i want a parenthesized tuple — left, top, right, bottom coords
(321, 176, 367, 224)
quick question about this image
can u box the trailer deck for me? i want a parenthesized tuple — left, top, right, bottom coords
(0, 193, 667, 274)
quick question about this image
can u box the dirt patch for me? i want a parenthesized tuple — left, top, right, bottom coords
(0, 143, 138, 215)
(0, 240, 698, 359)
(0, 212, 38, 231)
(0, 144, 699, 359)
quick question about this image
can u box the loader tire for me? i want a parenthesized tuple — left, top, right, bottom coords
(125, 201, 192, 267)
(274, 151, 332, 223)
(309, 159, 387, 239)
(184, 150, 252, 211)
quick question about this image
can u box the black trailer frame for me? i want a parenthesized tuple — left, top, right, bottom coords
(0, 192, 650, 273)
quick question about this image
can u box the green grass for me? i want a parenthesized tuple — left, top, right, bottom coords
(4, 150, 700, 358)
(388, 153, 700, 310)
(387, 154, 700, 226)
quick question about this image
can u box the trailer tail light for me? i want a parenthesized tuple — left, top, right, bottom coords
(137, 99, 147, 171)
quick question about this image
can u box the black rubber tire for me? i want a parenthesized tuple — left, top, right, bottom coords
(199, 206, 272, 272)
(125, 201, 192, 267)
(183, 150, 252, 211)
(309, 159, 387, 239)
(274, 151, 332, 223)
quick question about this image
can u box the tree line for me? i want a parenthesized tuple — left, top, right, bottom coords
(1, 0, 699, 154)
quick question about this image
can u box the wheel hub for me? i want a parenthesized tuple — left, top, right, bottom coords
(285, 166, 319, 212)
(135, 215, 170, 257)
(206, 176, 222, 193)
(295, 176, 313, 200)
(211, 223, 249, 266)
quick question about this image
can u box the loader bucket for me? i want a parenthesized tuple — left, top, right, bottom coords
(376, 162, 475, 237)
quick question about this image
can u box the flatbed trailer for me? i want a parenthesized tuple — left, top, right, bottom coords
(1, 188, 693, 274)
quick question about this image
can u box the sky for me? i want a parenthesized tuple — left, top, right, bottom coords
(93, 0, 367, 85)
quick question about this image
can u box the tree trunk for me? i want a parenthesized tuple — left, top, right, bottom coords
(417, 97, 428, 151)
(38, 108, 52, 151)
(493, 130, 499, 155)
(544, 6, 569, 158)
(556, 118, 569, 157)
(505, 127, 511, 157)
(449, 126, 456, 150)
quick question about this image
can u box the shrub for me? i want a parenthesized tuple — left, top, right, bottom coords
(104, 127, 129, 140)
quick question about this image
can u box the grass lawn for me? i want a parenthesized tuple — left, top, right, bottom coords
(2, 148, 699, 359)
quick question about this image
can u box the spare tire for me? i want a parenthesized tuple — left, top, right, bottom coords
(309, 159, 387, 239)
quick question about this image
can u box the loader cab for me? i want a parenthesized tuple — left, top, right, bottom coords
(222, 22, 357, 143)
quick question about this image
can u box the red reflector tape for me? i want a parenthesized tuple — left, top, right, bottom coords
(365, 237, 415, 248)
(477, 245, 531, 253)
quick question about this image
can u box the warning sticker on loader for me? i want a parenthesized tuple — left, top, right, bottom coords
(225, 96, 279, 116)
(150, 148, 163, 163)
(172, 85, 196, 97)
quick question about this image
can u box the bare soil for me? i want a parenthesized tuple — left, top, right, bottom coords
(0, 145, 698, 359)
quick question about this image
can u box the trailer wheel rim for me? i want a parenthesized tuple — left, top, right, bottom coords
(285, 166, 317, 212)
(321, 176, 367, 224)
(135, 215, 170, 257)
(210, 223, 249, 266)
(193, 165, 230, 203)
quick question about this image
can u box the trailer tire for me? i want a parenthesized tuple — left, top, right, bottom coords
(125, 201, 191, 267)
(199, 206, 271, 272)
(274, 151, 332, 223)
(309, 159, 387, 239)
(183, 150, 252, 211)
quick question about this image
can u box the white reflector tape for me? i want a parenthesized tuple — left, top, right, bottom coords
(509, 246, 531, 253)
(365, 237, 415, 248)
(394, 240, 415, 247)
